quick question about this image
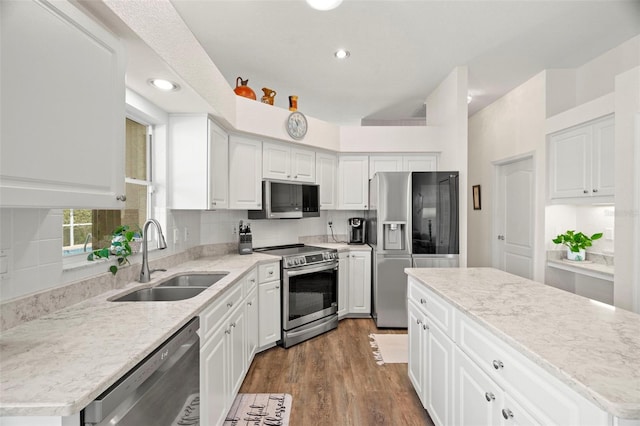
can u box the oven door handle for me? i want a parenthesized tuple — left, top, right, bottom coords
(285, 262, 338, 277)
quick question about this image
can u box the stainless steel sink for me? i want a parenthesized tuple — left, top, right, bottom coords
(112, 287, 207, 302)
(156, 273, 229, 288)
(111, 272, 229, 302)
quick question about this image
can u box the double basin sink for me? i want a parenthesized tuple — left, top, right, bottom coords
(112, 273, 229, 302)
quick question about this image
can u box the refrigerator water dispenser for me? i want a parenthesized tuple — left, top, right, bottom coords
(383, 223, 405, 250)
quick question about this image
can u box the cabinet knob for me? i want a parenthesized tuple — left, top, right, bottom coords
(227, 302, 233, 308)
(485, 392, 495, 402)
(268, 271, 273, 275)
(287, 175, 291, 178)
(248, 301, 252, 306)
(422, 323, 429, 330)
(502, 409, 514, 420)
(250, 279, 256, 283)
(294, 175, 298, 179)
(225, 329, 231, 334)
(416, 319, 422, 325)
(593, 188, 598, 193)
(212, 201, 217, 206)
(364, 205, 367, 208)
(230, 322, 236, 328)
(116, 195, 127, 201)
(275, 285, 280, 289)
(583, 190, 589, 194)
(492, 359, 504, 370)
(420, 298, 426, 304)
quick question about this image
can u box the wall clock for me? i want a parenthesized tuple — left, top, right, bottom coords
(286, 111, 308, 140)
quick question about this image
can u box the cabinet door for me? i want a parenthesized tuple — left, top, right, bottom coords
(338, 155, 369, 210)
(262, 141, 291, 180)
(1, 0, 125, 208)
(338, 252, 349, 317)
(591, 116, 615, 197)
(209, 120, 229, 209)
(200, 325, 228, 426)
(229, 136, 262, 209)
(316, 152, 337, 210)
(348, 251, 371, 314)
(258, 282, 282, 347)
(404, 155, 437, 172)
(246, 288, 259, 363)
(369, 155, 402, 179)
(549, 125, 591, 199)
(228, 304, 247, 398)
(291, 147, 316, 182)
(427, 322, 454, 426)
(408, 300, 427, 407)
(454, 347, 502, 426)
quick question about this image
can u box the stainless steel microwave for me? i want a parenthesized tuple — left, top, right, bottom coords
(248, 180, 320, 219)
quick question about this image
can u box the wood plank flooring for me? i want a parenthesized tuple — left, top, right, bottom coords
(239, 318, 434, 425)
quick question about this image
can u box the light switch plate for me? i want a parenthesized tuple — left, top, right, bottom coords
(605, 227, 614, 240)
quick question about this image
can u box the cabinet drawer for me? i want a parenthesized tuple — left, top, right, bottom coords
(408, 277, 454, 338)
(201, 282, 243, 339)
(456, 313, 606, 426)
(258, 262, 280, 283)
(244, 268, 258, 296)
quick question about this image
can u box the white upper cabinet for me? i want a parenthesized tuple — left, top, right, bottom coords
(315, 152, 338, 210)
(338, 155, 369, 210)
(549, 115, 614, 201)
(369, 154, 438, 179)
(0, 0, 125, 208)
(262, 141, 315, 182)
(229, 136, 262, 210)
(169, 115, 229, 210)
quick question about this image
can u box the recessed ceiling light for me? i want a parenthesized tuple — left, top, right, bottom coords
(148, 78, 180, 91)
(334, 49, 350, 59)
(306, 0, 343, 11)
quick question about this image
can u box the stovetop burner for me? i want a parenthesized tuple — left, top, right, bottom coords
(254, 244, 338, 268)
(254, 244, 330, 257)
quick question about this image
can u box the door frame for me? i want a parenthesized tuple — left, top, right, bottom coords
(491, 152, 537, 272)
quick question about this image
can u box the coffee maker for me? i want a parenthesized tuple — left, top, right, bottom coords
(348, 217, 366, 244)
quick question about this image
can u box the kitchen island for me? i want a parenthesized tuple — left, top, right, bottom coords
(405, 267, 640, 425)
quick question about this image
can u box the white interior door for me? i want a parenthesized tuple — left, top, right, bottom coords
(494, 157, 534, 279)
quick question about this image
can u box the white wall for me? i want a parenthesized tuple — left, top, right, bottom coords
(545, 205, 615, 254)
(467, 71, 547, 280)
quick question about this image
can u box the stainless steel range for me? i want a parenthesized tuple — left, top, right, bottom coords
(255, 244, 339, 348)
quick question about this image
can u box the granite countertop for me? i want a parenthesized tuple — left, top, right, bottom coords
(0, 252, 280, 417)
(547, 258, 615, 279)
(405, 267, 640, 419)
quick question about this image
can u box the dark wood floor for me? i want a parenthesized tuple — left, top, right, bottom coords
(239, 318, 434, 425)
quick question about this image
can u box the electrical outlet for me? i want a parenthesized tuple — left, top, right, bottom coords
(173, 228, 180, 244)
(232, 225, 237, 235)
(183, 227, 189, 242)
(605, 227, 614, 240)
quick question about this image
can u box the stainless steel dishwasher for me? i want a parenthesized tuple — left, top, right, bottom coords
(83, 318, 200, 426)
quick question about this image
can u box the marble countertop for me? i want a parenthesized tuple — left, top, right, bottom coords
(405, 267, 640, 419)
(547, 258, 615, 280)
(0, 252, 280, 417)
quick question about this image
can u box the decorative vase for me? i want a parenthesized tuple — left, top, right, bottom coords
(567, 248, 586, 261)
(289, 95, 298, 111)
(234, 77, 256, 100)
(261, 87, 276, 105)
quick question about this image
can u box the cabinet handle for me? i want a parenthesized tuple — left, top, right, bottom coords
(422, 323, 429, 330)
(485, 392, 495, 402)
(502, 409, 514, 420)
(583, 190, 589, 194)
(247, 301, 252, 306)
(212, 201, 217, 206)
(593, 188, 598, 193)
(227, 302, 233, 308)
(116, 195, 127, 201)
(275, 285, 280, 289)
(492, 360, 504, 370)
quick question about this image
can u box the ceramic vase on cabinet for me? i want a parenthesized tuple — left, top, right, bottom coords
(234, 77, 256, 100)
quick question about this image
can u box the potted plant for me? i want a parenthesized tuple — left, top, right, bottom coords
(552, 229, 603, 261)
(87, 225, 141, 275)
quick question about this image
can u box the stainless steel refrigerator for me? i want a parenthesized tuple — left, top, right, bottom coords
(367, 171, 459, 328)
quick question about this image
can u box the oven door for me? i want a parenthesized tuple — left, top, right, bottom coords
(282, 261, 338, 331)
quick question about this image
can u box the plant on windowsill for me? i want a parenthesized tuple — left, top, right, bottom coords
(552, 229, 603, 262)
(87, 225, 142, 275)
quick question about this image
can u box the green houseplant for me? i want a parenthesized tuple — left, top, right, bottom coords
(552, 230, 602, 261)
(87, 225, 141, 275)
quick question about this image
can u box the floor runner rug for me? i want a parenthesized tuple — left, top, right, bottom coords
(369, 333, 408, 365)
(223, 393, 292, 426)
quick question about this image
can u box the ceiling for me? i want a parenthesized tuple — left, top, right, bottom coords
(84, 0, 640, 126)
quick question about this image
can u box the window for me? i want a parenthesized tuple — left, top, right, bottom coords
(62, 118, 152, 257)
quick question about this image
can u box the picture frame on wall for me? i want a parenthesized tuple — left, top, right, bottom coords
(472, 185, 481, 210)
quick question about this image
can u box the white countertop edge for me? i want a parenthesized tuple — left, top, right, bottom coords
(547, 260, 614, 282)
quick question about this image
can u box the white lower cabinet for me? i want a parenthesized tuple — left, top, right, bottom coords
(258, 262, 281, 348)
(200, 271, 257, 426)
(339, 250, 371, 316)
(408, 277, 611, 426)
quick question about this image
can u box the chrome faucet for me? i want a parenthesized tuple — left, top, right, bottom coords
(139, 219, 168, 283)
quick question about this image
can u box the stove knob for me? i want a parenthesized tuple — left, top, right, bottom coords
(294, 258, 300, 265)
